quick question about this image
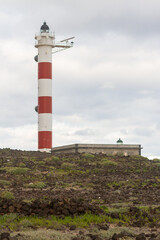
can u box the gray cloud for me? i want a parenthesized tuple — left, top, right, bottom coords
(74, 128, 96, 136)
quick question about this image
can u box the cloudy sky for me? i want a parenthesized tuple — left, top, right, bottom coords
(0, 0, 160, 158)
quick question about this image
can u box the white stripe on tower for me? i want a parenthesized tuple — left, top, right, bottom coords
(35, 22, 54, 152)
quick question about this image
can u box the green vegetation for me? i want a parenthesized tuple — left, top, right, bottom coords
(101, 206, 128, 214)
(1, 191, 15, 200)
(101, 158, 118, 166)
(50, 213, 107, 228)
(0, 213, 18, 226)
(61, 162, 76, 169)
(45, 156, 60, 162)
(22, 199, 36, 204)
(18, 162, 26, 167)
(106, 181, 121, 188)
(0, 167, 29, 175)
(51, 156, 60, 161)
(105, 179, 160, 189)
(0, 205, 159, 232)
(30, 157, 38, 162)
(38, 161, 46, 165)
(152, 158, 160, 162)
(134, 155, 149, 161)
(83, 153, 95, 159)
(155, 163, 160, 167)
(0, 213, 106, 230)
(19, 219, 34, 229)
(0, 179, 11, 186)
(24, 182, 46, 189)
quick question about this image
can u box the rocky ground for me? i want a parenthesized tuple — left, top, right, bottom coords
(0, 148, 159, 239)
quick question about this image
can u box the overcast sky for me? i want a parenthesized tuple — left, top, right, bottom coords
(0, 0, 160, 158)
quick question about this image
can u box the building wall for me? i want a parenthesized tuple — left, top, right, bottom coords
(52, 144, 142, 156)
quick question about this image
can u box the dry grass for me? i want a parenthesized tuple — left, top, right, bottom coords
(12, 229, 76, 240)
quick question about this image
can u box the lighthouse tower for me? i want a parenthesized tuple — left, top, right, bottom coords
(35, 22, 54, 152)
(35, 22, 74, 152)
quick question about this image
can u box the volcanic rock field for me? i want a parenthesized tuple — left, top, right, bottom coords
(0, 148, 159, 239)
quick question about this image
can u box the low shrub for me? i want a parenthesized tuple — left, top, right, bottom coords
(101, 158, 118, 166)
(83, 153, 95, 159)
(45, 156, 60, 163)
(1, 191, 15, 200)
(152, 158, 160, 162)
(0, 180, 11, 186)
(1, 167, 29, 175)
(51, 156, 60, 161)
(25, 182, 46, 189)
(61, 163, 76, 170)
(50, 156, 59, 161)
(19, 219, 33, 229)
(18, 163, 26, 167)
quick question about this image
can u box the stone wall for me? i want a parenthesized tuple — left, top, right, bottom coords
(0, 198, 102, 216)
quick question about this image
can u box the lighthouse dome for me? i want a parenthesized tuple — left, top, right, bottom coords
(40, 22, 49, 33)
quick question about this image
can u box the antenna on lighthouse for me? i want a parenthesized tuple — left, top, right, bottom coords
(34, 22, 74, 153)
(52, 36, 75, 54)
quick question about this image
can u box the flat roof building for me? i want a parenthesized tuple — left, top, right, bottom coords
(52, 143, 142, 156)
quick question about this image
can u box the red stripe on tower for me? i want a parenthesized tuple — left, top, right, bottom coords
(38, 131, 52, 149)
(38, 96, 52, 113)
(38, 62, 52, 79)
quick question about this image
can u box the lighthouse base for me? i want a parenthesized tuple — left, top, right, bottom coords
(39, 148, 51, 153)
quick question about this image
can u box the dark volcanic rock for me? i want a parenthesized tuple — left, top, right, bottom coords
(112, 231, 134, 240)
(136, 233, 146, 240)
(70, 225, 76, 231)
(87, 234, 103, 240)
(112, 233, 118, 240)
(0, 232, 10, 240)
(0, 198, 103, 217)
(97, 223, 109, 230)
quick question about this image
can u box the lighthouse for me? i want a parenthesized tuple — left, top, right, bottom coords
(35, 22, 74, 152)
(35, 22, 54, 152)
